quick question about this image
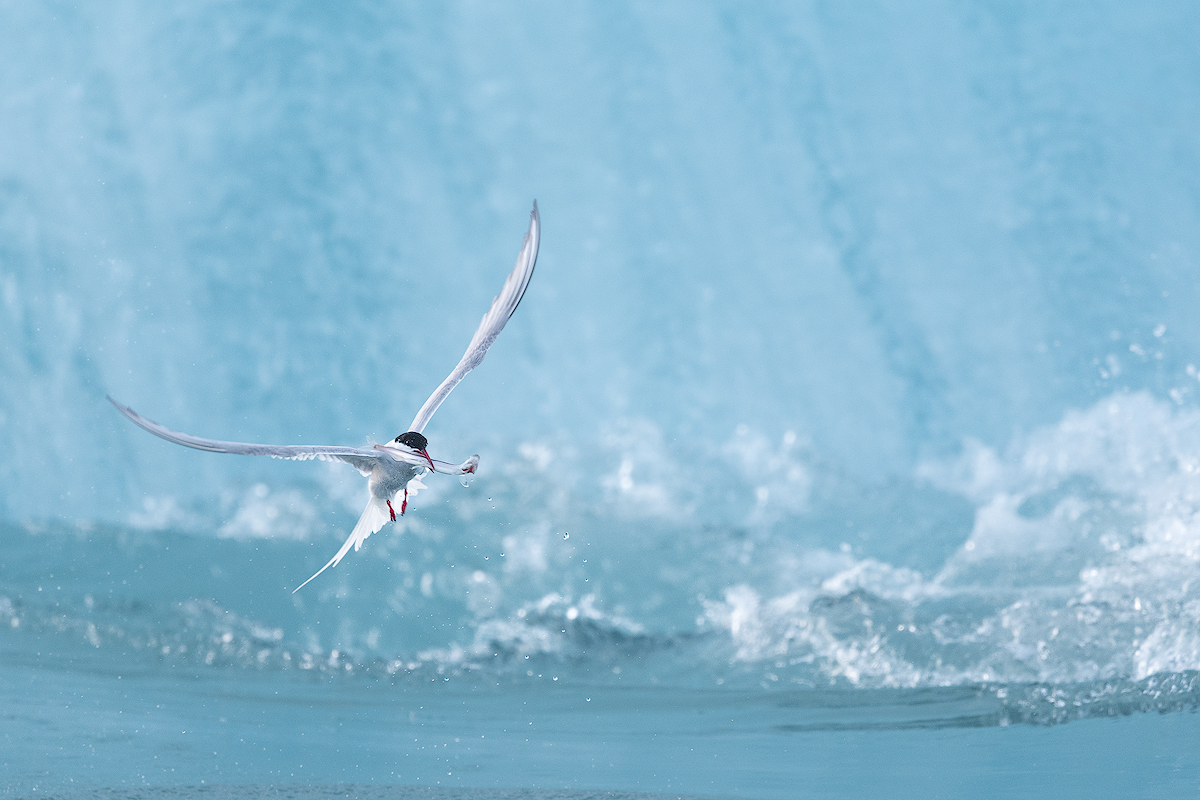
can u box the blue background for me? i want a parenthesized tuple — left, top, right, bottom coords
(3, 3, 1200, 797)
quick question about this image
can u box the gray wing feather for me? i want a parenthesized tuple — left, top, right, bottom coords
(407, 201, 540, 434)
(108, 397, 384, 476)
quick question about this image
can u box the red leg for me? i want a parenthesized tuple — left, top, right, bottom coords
(401, 488, 408, 516)
(387, 500, 396, 522)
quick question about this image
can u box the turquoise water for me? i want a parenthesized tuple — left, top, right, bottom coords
(5, 656, 1200, 797)
(4, 2, 1200, 797)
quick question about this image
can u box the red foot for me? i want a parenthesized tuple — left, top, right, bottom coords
(464, 463, 476, 474)
(401, 489, 408, 516)
(387, 500, 396, 522)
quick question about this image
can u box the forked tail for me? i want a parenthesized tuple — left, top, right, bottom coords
(292, 497, 390, 593)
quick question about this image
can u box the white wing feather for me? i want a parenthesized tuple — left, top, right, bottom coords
(108, 396, 398, 476)
(407, 202, 540, 434)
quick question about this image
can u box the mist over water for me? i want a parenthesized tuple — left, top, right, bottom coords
(4, 2, 1200, 795)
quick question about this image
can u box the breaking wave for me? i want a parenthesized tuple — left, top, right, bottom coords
(4, 392, 1200, 726)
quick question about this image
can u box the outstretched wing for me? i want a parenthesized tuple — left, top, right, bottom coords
(107, 396, 416, 476)
(407, 201, 540, 434)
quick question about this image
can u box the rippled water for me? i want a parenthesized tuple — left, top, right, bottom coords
(7, 392, 1200, 716)
(8, 393, 1200, 797)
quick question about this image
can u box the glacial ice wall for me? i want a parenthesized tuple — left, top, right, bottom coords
(2, 1, 1199, 532)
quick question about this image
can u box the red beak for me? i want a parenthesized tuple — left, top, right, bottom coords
(418, 448, 435, 471)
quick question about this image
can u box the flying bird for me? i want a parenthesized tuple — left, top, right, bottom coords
(110, 202, 540, 592)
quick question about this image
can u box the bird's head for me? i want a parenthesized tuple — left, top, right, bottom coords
(393, 431, 434, 470)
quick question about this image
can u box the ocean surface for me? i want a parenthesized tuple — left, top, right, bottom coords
(3, 2, 1200, 798)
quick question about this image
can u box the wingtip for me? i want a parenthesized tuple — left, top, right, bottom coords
(107, 395, 135, 419)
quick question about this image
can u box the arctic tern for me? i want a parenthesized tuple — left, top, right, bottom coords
(110, 202, 540, 592)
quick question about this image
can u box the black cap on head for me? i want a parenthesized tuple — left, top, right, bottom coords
(394, 431, 428, 450)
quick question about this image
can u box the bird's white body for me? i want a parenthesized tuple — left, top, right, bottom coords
(110, 203, 539, 591)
